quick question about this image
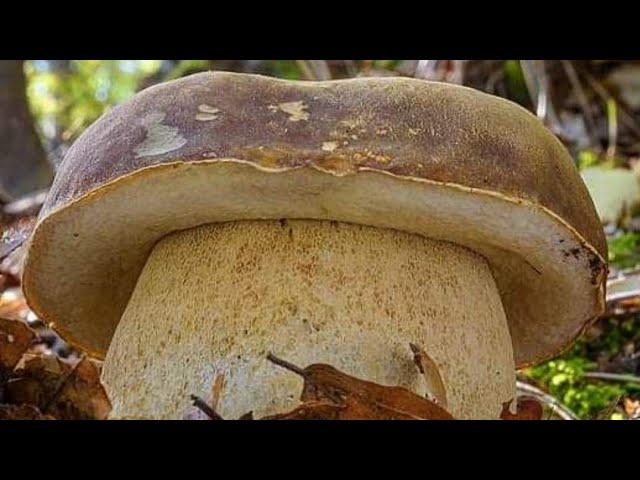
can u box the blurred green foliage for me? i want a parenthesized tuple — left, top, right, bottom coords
(23, 60, 312, 144)
(577, 149, 629, 171)
(263, 60, 302, 80)
(164, 60, 211, 80)
(577, 149, 601, 170)
(503, 60, 531, 107)
(525, 315, 640, 418)
(25, 60, 161, 144)
(526, 353, 624, 418)
(608, 232, 640, 268)
(372, 60, 402, 70)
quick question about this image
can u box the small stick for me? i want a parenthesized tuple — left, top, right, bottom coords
(409, 343, 425, 374)
(581, 69, 640, 139)
(606, 98, 618, 159)
(415, 60, 439, 80)
(210, 374, 226, 411)
(584, 372, 640, 385)
(516, 381, 579, 420)
(295, 60, 332, 81)
(266, 352, 306, 377)
(238, 411, 254, 420)
(409, 342, 448, 407)
(560, 60, 597, 144)
(42, 354, 86, 413)
(190, 394, 224, 420)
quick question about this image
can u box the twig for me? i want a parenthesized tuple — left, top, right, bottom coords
(561, 60, 598, 144)
(520, 60, 563, 135)
(395, 60, 419, 77)
(0, 242, 22, 263)
(516, 380, 579, 420)
(343, 60, 358, 77)
(584, 372, 640, 385)
(210, 374, 225, 411)
(42, 354, 86, 413)
(520, 60, 548, 121)
(296, 60, 332, 81)
(3, 189, 48, 217)
(266, 352, 306, 376)
(310, 61, 332, 80)
(581, 69, 640, 139)
(409, 342, 447, 407)
(189, 394, 224, 420)
(485, 68, 504, 95)
(415, 60, 439, 80)
(602, 394, 623, 420)
(295, 60, 315, 80)
(606, 98, 618, 159)
(450, 60, 466, 85)
(360, 60, 374, 75)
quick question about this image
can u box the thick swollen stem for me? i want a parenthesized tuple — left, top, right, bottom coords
(101, 220, 516, 419)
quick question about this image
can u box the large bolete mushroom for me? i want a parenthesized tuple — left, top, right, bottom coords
(22, 72, 607, 419)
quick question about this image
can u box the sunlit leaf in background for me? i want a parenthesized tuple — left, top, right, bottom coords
(25, 60, 162, 149)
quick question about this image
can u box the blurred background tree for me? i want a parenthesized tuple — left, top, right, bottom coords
(0, 61, 52, 201)
(3, 59, 640, 419)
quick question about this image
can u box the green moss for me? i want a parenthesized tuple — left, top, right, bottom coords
(525, 317, 640, 419)
(608, 232, 640, 269)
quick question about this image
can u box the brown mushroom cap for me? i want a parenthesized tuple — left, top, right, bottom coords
(22, 71, 607, 367)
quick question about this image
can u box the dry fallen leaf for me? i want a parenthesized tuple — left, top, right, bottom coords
(0, 403, 54, 420)
(261, 401, 344, 420)
(410, 342, 448, 407)
(267, 353, 455, 420)
(0, 317, 36, 373)
(187, 351, 455, 420)
(185, 394, 224, 420)
(0, 216, 36, 261)
(7, 354, 111, 420)
(6, 376, 48, 408)
(0, 288, 31, 320)
(7, 354, 71, 411)
(187, 350, 547, 421)
(182, 374, 226, 420)
(47, 357, 112, 420)
(210, 373, 225, 410)
(500, 397, 543, 420)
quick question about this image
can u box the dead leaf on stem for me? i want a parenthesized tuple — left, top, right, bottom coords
(410, 342, 448, 407)
(0, 317, 36, 373)
(265, 352, 454, 420)
(187, 351, 455, 420)
(500, 397, 543, 420)
(261, 401, 344, 420)
(48, 356, 112, 420)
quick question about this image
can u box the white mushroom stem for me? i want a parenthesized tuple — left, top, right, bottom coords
(101, 220, 516, 419)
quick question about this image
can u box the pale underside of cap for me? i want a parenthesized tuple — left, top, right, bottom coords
(22, 72, 607, 367)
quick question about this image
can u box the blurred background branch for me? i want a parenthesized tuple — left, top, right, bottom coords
(0, 61, 52, 201)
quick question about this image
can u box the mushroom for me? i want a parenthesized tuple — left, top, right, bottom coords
(22, 72, 607, 419)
